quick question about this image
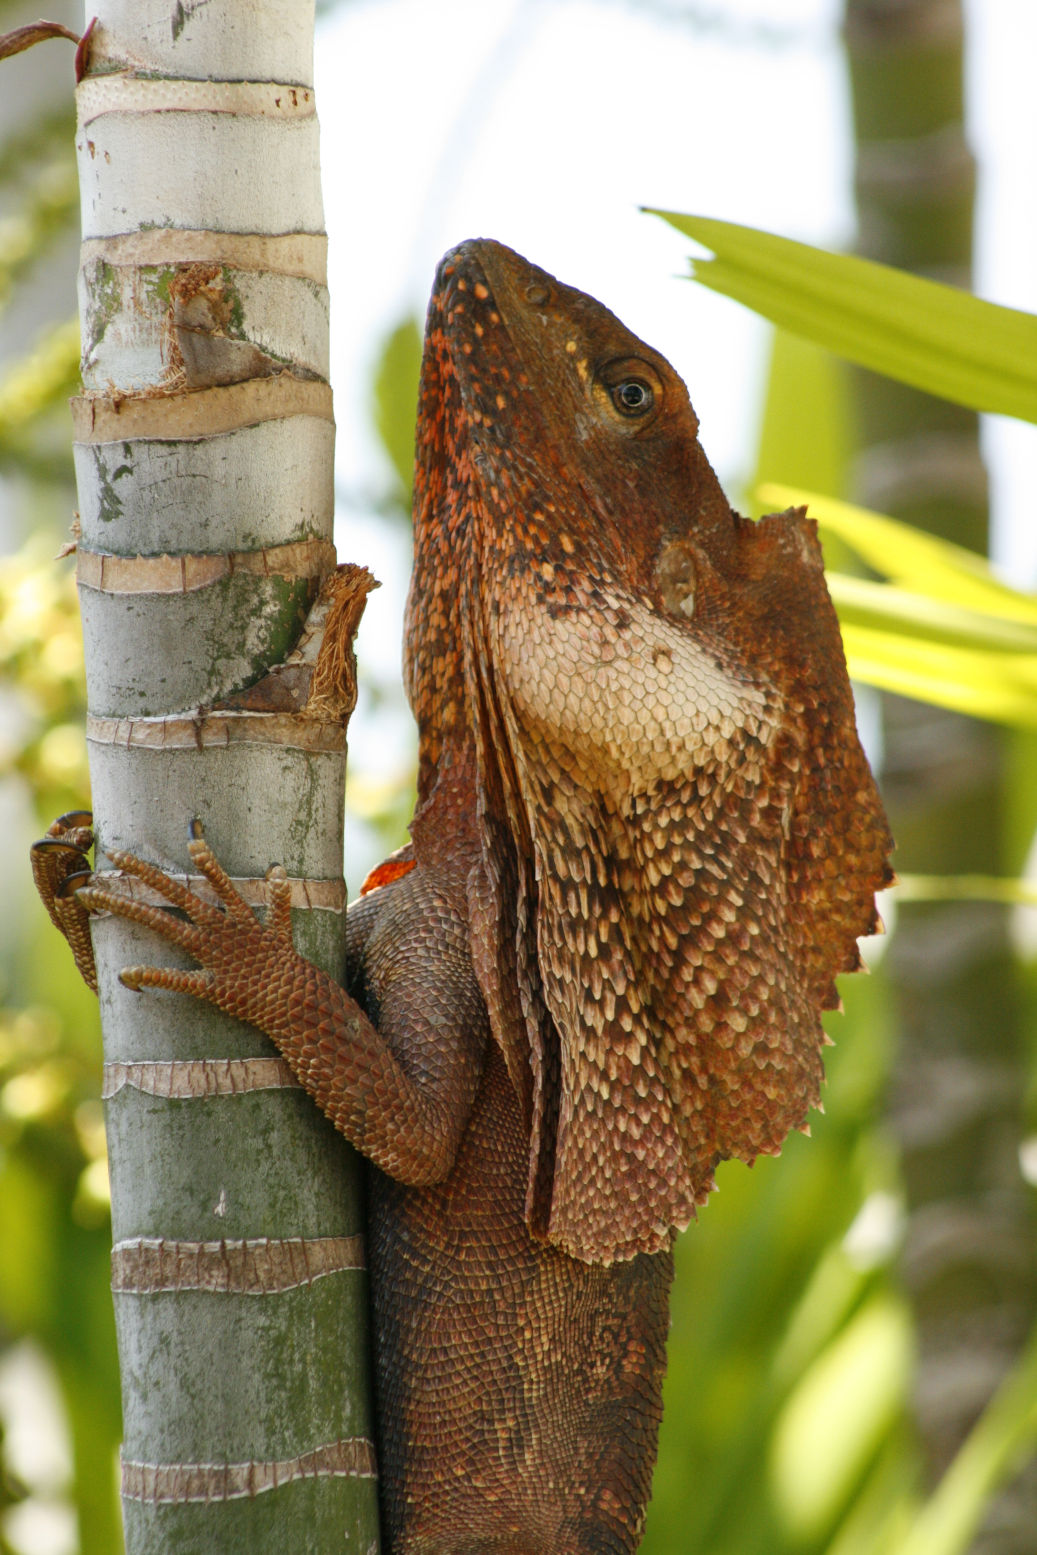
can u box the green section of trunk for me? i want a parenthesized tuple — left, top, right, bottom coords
(121, 1475, 377, 1555)
(843, 4, 1037, 1550)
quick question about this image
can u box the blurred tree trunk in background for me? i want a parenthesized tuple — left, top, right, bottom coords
(843, 3, 1037, 1550)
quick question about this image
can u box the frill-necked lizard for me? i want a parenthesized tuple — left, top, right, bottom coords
(33, 240, 893, 1554)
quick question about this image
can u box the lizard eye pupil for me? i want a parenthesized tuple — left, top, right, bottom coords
(612, 379, 653, 415)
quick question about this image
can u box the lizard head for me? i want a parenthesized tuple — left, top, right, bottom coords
(406, 239, 893, 1264)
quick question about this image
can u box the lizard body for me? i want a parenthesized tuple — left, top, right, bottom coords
(350, 855, 671, 1552)
(37, 240, 892, 1554)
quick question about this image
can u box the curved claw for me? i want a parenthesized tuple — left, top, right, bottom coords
(46, 810, 94, 851)
(30, 811, 97, 992)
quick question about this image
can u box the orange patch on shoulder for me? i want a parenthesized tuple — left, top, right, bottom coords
(360, 855, 417, 895)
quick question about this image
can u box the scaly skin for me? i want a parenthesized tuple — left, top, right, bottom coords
(29, 811, 97, 992)
(37, 240, 893, 1554)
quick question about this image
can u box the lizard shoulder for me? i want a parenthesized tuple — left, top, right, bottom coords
(346, 859, 486, 1061)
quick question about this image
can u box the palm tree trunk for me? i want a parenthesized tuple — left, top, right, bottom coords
(843, 4, 1037, 1549)
(73, 3, 380, 1549)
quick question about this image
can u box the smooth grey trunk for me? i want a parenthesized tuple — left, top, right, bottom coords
(73, 4, 381, 1550)
(843, 2, 1037, 1549)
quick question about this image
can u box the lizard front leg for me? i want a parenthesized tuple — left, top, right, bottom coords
(76, 822, 482, 1186)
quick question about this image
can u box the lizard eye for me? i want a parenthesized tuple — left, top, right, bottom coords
(611, 379, 654, 416)
(596, 357, 664, 430)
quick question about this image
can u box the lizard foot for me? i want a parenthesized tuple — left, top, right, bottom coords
(30, 810, 98, 992)
(75, 821, 296, 1026)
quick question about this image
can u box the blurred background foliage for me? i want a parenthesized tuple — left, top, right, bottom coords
(0, 3, 120, 1552)
(0, 0, 1034, 1553)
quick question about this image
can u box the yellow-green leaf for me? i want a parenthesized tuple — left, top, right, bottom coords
(648, 211, 1037, 424)
(894, 875, 1037, 907)
(840, 623, 1037, 728)
(826, 575, 1037, 654)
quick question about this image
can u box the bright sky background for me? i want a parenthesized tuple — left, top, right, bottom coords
(312, 0, 1037, 877)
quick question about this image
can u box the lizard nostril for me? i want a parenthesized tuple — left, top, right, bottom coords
(524, 282, 549, 306)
